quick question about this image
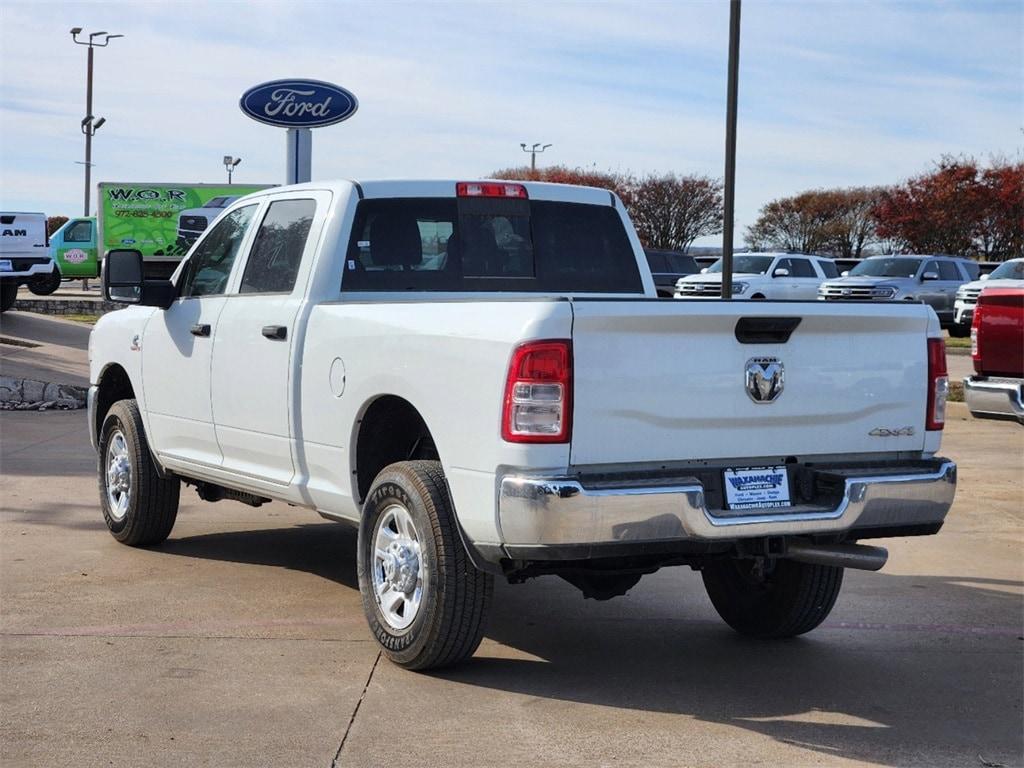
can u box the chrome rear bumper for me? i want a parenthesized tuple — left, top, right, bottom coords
(498, 459, 956, 550)
(964, 376, 1024, 423)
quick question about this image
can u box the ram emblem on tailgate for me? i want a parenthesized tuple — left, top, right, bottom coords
(745, 357, 785, 403)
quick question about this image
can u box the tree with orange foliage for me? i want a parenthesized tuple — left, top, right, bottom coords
(873, 157, 1023, 260)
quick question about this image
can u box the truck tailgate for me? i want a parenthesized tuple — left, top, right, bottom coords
(569, 300, 933, 466)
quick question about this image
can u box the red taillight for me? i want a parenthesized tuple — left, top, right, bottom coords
(456, 181, 528, 199)
(502, 340, 572, 443)
(926, 337, 948, 431)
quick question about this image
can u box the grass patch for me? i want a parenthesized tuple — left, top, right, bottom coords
(945, 334, 971, 349)
(948, 380, 964, 402)
(61, 314, 100, 325)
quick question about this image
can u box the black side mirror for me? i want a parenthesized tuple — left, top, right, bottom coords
(102, 249, 176, 309)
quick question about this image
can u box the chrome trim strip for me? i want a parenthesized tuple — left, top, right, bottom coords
(498, 461, 956, 546)
(964, 377, 1024, 422)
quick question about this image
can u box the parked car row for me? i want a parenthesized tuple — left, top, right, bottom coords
(663, 250, 986, 332)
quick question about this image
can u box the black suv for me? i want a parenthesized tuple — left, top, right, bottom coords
(644, 249, 700, 298)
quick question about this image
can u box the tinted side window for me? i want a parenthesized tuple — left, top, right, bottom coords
(666, 254, 698, 274)
(937, 260, 960, 281)
(240, 199, 317, 294)
(789, 258, 818, 277)
(960, 260, 980, 280)
(179, 205, 257, 298)
(65, 220, 92, 243)
(818, 260, 839, 278)
(645, 252, 667, 273)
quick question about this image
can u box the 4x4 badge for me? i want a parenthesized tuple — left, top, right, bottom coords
(869, 426, 915, 437)
(745, 357, 784, 403)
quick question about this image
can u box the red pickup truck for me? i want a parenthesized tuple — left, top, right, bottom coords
(964, 283, 1024, 424)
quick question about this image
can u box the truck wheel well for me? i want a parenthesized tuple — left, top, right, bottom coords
(355, 396, 439, 501)
(95, 364, 135, 438)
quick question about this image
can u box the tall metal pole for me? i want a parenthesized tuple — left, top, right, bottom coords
(721, 0, 741, 300)
(84, 44, 94, 216)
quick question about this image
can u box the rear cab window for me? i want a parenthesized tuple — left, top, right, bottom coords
(342, 197, 643, 293)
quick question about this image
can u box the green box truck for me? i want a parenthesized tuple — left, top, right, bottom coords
(50, 182, 271, 281)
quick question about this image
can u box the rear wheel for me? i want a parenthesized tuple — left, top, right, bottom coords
(0, 282, 17, 312)
(27, 269, 61, 296)
(358, 460, 493, 670)
(702, 557, 843, 638)
(98, 400, 180, 546)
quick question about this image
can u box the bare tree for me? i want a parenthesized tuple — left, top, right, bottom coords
(827, 187, 884, 258)
(745, 191, 840, 253)
(628, 174, 723, 252)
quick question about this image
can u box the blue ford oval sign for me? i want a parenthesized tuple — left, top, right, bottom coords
(239, 79, 358, 128)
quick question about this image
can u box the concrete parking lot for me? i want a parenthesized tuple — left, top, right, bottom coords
(1, 314, 1022, 767)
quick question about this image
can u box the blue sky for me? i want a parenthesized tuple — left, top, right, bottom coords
(1, 0, 1020, 245)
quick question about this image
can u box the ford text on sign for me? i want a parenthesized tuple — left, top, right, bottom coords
(239, 79, 358, 128)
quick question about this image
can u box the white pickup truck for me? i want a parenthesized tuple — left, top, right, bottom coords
(89, 179, 957, 670)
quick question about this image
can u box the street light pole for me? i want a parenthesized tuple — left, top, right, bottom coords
(71, 28, 123, 217)
(223, 155, 242, 183)
(520, 142, 552, 172)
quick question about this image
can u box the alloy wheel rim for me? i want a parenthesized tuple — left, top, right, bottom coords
(371, 503, 425, 630)
(105, 430, 132, 521)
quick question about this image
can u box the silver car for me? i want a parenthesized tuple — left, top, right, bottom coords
(818, 255, 979, 328)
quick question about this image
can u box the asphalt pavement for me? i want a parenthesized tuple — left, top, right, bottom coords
(0, 313, 1021, 767)
(0, 312, 91, 388)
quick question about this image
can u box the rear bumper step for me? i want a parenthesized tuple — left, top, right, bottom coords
(964, 376, 1024, 423)
(497, 459, 956, 553)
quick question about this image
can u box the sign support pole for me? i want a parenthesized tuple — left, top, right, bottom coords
(286, 128, 312, 184)
(721, 0, 741, 299)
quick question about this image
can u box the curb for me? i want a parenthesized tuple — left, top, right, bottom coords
(12, 297, 120, 317)
(0, 376, 88, 411)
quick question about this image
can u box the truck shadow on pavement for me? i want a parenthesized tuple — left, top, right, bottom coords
(152, 521, 1023, 768)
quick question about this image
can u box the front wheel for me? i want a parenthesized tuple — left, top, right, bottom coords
(948, 324, 970, 338)
(702, 557, 843, 638)
(27, 269, 61, 296)
(358, 460, 493, 670)
(98, 399, 180, 546)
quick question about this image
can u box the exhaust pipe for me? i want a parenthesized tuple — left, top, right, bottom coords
(784, 541, 888, 572)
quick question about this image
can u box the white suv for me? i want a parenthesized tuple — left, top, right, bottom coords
(675, 252, 838, 300)
(951, 258, 1024, 337)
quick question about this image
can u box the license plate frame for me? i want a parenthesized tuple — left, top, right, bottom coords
(723, 465, 791, 510)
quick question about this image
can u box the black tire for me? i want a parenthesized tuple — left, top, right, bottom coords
(702, 557, 843, 638)
(358, 460, 493, 670)
(27, 269, 61, 296)
(98, 399, 180, 546)
(0, 282, 17, 312)
(948, 324, 970, 338)
(750, 294, 766, 300)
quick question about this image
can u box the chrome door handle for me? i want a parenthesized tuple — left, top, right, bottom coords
(190, 323, 211, 337)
